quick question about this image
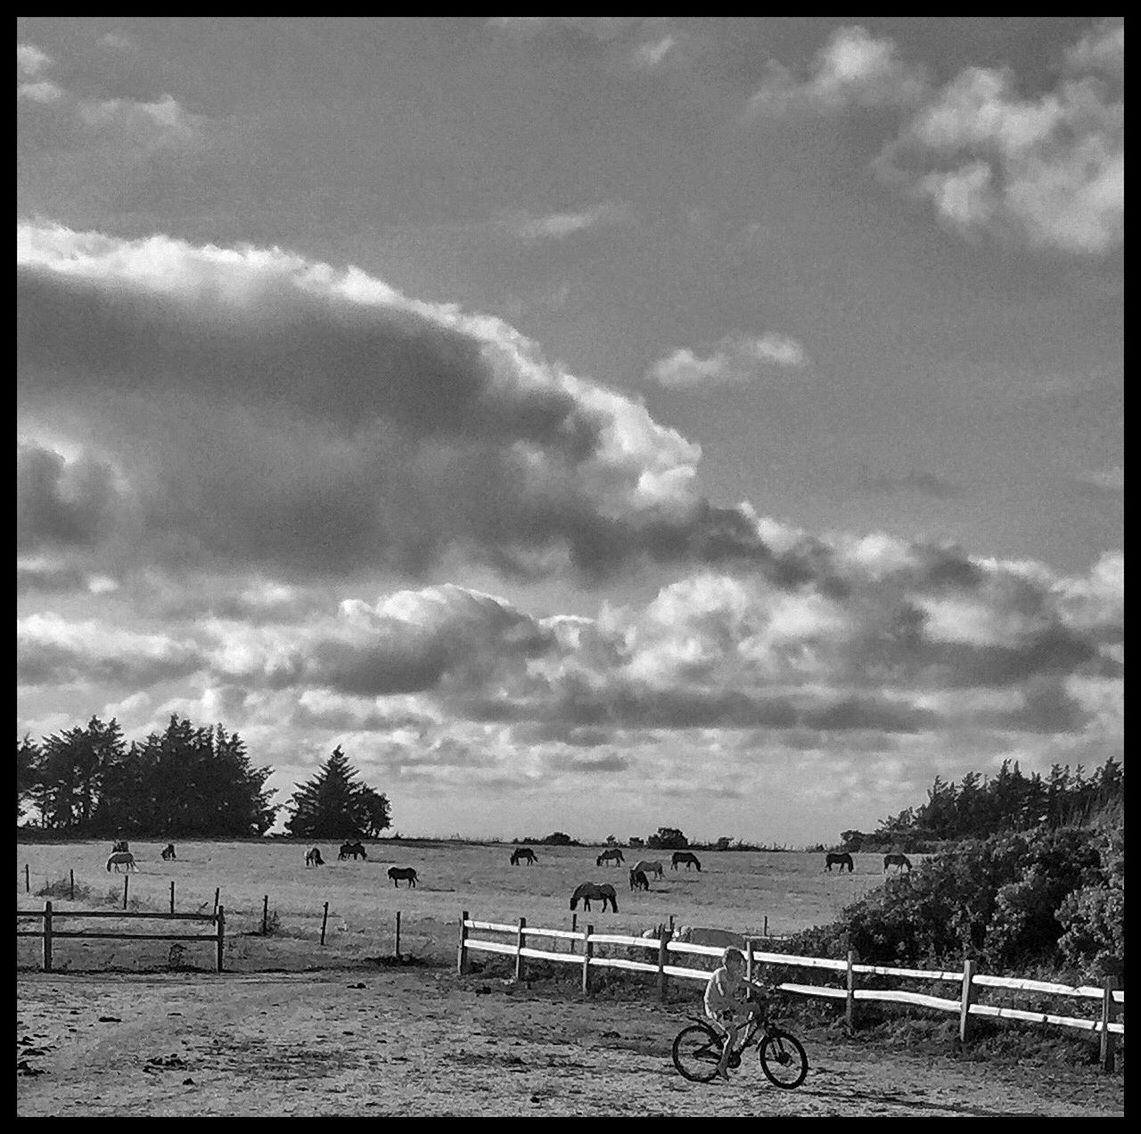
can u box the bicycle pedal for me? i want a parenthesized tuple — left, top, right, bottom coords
(728, 1052, 742, 1069)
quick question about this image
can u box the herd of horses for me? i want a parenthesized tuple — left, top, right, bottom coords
(101, 838, 913, 909)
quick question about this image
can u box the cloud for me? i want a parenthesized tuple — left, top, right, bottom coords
(1072, 464, 1124, 495)
(747, 26, 931, 117)
(875, 21, 1123, 255)
(17, 43, 52, 78)
(648, 334, 809, 388)
(857, 466, 965, 499)
(504, 202, 633, 241)
(17, 222, 831, 585)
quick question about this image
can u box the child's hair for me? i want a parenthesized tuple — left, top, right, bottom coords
(722, 946, 745, 965)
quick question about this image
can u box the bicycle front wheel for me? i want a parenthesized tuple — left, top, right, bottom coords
(758, 1029, 808, 1088)
(672, 1024, 723, 1083)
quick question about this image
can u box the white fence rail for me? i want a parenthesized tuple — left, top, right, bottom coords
(456, 911, 1124, 1071)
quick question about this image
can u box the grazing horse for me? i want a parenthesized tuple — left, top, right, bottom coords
(630, 859, 664, 880)
(106, 852, 137, 873)
(884, 853, 912, 873)
(161, 844, 177, 861)
(629, 869, 650, 892)
(671, 851, 702, 871)
(825, 852, 853, 873)
(338, 841, 367, 861)
(305, 847, 324, 868)
(596, 847, 625, 866)
(510, 847, 538, 865)
(569, 882, 619, 913)
(388, 866, 418, 888)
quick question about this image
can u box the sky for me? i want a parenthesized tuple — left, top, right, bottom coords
(17, 18, 1123, 845)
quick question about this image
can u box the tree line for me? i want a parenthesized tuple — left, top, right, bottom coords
(17, 715, 391, 841)
(839, 757, 1123, 852)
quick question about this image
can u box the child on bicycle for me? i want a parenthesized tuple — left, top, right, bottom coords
(703, 946, 768, 1080)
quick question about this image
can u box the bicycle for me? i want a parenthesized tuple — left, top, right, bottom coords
(671, 996, 808, 1089)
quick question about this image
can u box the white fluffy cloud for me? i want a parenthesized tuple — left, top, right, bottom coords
(648, 333, 809, 389)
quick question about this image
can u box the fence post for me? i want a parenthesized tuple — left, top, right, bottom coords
(657, 924, 672, 1002)
(581, 924, 594, 996)
(320, 901, 330, 946)
(262, 895, 269, 935)
(845, 950, 857, 1033)
(213, 888, 220, 918)
(1100, 976, 1118, 1072)
(746, 937, 754, 984)
(763, 915, 768, 939)
(171, 881, 176, 915)
(70, 869, 75, 901)
(216, 906, 225, 973)
(458, 910, 470, 975)
(395, 911, 402, 960)
(514, 917, 527, 982)
(959, 957, 976, 1046)
(43, 901, 53, 973)
(123, 874, 129, 910)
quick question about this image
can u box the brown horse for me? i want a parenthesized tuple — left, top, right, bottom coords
(106, 852, 137, 872)
(629, 869, 650, 892)
(825, 852, 853, 873)
(883, 853, 912, 873)
(596, 848, 625, 866)
(510, 847, 538, 865)
(388, 866, 418, 888)
(338, 841, 367, 860)
(161, 844, 177, 861)
(630, 859, 664, 879)
(671, 851, 702, 871)
(305, 847, 324, 868)
(570, 882, 618, 912)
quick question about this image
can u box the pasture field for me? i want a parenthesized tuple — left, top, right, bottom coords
(16, 839, 903, 971)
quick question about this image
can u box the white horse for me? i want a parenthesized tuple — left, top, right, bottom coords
(630, 859, 665, 880)
(106, 851, 137, 872)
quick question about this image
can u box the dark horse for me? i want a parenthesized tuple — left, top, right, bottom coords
(339, 841, 367, 861)
(305, 847, 324, 867)
(825, 852, 853, 873)
(388, 866, 418, 888)
(161, 843, 177, 861)
(569, 882, 619, 912)
(510, 847, 538, 865)
(671, 851, 702, 871)
(596, 847, 624, 866)
(112, 840, 130, 854)
(883, 853, 912, 873)
(629, 869, 650, 892)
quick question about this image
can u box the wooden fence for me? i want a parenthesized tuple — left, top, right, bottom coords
(17, 901, 226, 972)
(457, 911, 1125, 1071)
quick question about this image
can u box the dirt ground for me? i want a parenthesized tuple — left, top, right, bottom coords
(16, 966, 1124, 1117)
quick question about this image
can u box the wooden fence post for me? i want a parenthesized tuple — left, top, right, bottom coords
(123, 875, 129, 910)
(43, 901, 53, 973)
(959, 957, 977, 1046)
(213, 888, 220, 918)
(763, 915, 768, 939)
(1100, 976, 1118, 1072)
(746, 937, 754, 984)
(262, 895, 269, 935)
(395, 911, 402, 960)
(845, 950, 857, 1033)
(514, 917, 527, 982)
(25, 864, 30, 893)
(657, 924, 672, 1002)
(320, 901, 329, 945)
(70, 870, 75, 901)
(216, 906, 225, 973)
(581, 924, 594, 996)
(170, 881, 176, 915)
(458, 910, 470, 975)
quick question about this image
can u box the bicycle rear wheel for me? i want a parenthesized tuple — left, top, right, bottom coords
(672, 1024, 723, 1083)
(758, 1028, 808, 1088)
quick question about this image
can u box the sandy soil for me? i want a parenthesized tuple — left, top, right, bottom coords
(17, 966, 1124, 1118)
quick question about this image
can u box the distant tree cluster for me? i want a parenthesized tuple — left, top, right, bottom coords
(17, 715, 278, 837)
(284, 746, 391, 840)
(839, 758, 1123, 852)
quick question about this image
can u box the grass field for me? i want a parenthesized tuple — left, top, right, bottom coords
(16, 839, 905, 973)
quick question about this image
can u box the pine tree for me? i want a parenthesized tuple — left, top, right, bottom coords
(285, 747, 391, 840)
